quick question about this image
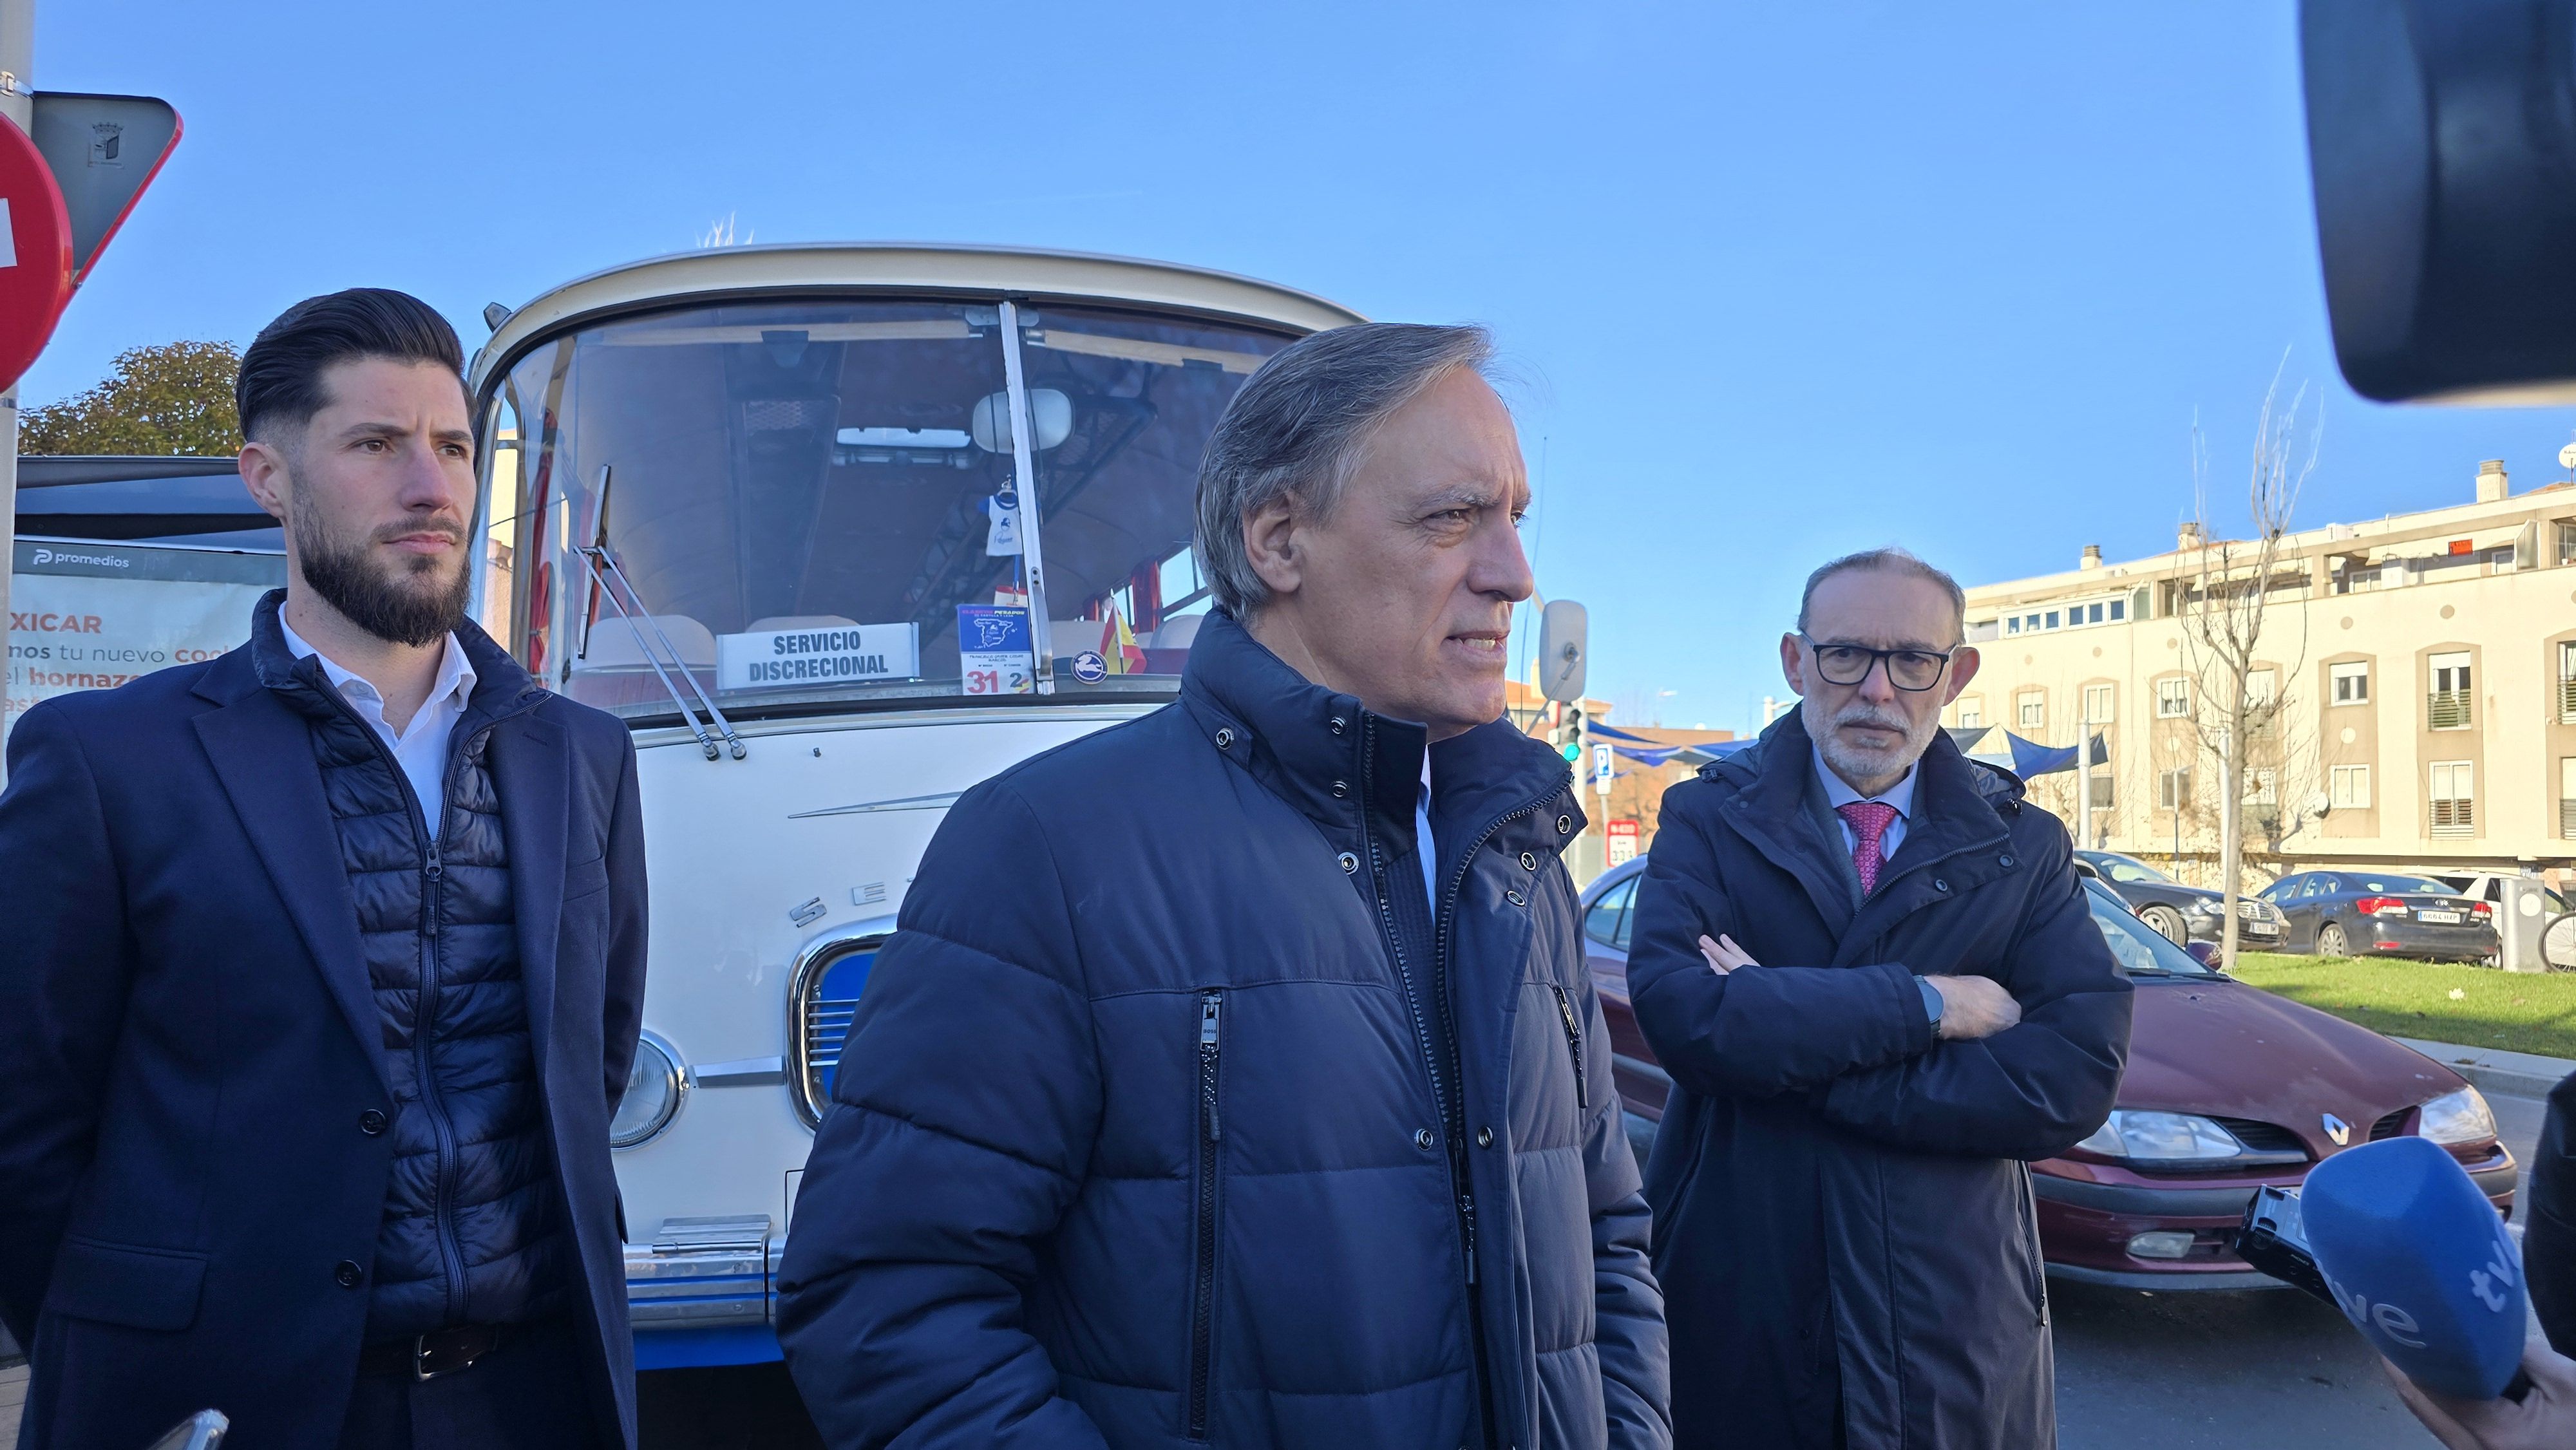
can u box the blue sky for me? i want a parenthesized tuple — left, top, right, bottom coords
(23, 1, 2573, 732)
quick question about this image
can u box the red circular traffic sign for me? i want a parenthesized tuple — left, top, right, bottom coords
(0, 118, 75, 392)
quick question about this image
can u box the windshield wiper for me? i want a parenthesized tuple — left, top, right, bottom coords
(573, 465, 746, 760)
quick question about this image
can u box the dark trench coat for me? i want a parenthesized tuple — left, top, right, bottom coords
(1626, 710, 2131, 1449)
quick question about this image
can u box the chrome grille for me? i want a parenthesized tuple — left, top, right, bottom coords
(786, 927, 893, 1128)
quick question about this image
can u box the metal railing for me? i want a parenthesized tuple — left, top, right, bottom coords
(2427, 690, 2474, 730)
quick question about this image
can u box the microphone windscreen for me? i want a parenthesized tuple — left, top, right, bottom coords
(2302, 1135, 2525, 1400)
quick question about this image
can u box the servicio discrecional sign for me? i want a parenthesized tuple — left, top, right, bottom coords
(717, 623, 920, 692)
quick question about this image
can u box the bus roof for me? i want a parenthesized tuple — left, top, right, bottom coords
(470, 242, 1367, 391)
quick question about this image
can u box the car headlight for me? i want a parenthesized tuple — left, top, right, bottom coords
(611, 1030, 686, 1149)
(2187, 899, 2222, 916)
(2074, 1110, 2248, 1163)
(2417, 1086, 2496, 1146)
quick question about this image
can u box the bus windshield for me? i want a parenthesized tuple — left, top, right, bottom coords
(482, 297, 1292, 717)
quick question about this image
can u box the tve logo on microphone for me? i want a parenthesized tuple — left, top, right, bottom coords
(2304, 1135, 2526, 1400)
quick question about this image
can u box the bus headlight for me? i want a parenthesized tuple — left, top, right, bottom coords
(611, 1030, 686, 1149)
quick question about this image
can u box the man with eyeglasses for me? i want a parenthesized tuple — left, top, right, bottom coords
(1624, 547, 2130, 1450)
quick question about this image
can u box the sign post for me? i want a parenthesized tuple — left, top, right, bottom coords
(1593, 742, 1614, 797)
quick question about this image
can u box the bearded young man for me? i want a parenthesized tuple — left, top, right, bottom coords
(0, 290, 647, 1449)
(1625, 549, 2131, 1450)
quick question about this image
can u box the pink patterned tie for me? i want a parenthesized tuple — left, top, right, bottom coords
(1837, 801, 1900, 895)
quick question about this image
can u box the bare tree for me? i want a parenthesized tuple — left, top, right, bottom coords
(2172, 364, 2319, 966)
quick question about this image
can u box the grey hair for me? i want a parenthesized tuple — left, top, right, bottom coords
(1193, 322, 1497, 617)
(1797, 547, 1968, 641)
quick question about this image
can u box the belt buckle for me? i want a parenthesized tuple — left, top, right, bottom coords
(412, 1331, 482, 1382)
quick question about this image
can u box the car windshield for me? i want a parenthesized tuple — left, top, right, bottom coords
(2090, 855, 2171, 885)
(2085, 882, 2219, 977)
(481, 297, 1293, 717)
(2349, 874, 2453, 896)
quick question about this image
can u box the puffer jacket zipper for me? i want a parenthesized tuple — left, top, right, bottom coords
(1550, 984, 1589, 1113)
(1188, 988, 1224, 1440)
(306, 666, 544, 1325)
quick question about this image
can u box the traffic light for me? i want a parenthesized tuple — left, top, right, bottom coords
(1555, 708, 1584, 763)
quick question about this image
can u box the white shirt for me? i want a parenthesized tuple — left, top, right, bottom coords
(1814, 744, 1918, 863)
(280, 617, 478, 823)
(1416, 748, 1439, 913)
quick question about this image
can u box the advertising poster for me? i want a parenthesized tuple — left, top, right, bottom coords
(6, 540, 285, 743)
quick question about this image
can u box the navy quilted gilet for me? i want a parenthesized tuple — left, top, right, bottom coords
(254, 603, 573, 1339)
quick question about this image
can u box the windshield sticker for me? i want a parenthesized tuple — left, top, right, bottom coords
(958, 605, 1035, 695)
(717, 623, 922, 691)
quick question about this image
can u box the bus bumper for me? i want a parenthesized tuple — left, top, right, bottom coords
(627, 1216, 785, 1369)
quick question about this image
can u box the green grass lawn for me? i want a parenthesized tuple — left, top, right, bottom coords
(2224, 952, 2576, 1061)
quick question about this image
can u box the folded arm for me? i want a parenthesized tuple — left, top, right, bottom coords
(1624, 802, 1933, 1100)
(1814, 833, 2132, 1161)
(0, 706, 131, 1342)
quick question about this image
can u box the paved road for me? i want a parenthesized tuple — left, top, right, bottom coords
(2054, 1089, 2549, 1449)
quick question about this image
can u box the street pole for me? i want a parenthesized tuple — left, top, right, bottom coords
(0, 0, 30, 787)
(2076, 706, 2094, 850)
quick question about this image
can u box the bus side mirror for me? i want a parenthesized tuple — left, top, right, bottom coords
(2301, 0, 2576, 402)
(1539, 600, 1587, 704)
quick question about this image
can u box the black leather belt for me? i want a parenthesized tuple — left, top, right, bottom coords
(357, 1323, 507, 1381)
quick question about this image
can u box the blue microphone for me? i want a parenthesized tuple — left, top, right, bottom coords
(2301, 1135, 2527, 1401)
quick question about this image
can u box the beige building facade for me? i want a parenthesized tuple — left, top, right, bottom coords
(1951, 461, 2576, 886)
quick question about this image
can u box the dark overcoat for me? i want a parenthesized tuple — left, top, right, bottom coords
(0, 613, 647, 1450)
(1626, 709, 2130, 1450)
(778, 609, 1669, 1450)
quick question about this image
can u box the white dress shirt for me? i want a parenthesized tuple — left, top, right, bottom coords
(1814, 744, 1918, 862)
(279, 617, 478, 823)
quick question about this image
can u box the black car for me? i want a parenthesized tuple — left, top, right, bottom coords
(2074, 850, 2286, 950)
(2259, 871, 2499, 963)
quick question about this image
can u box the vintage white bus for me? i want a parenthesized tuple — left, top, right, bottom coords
(462, 245, 1366, 1377)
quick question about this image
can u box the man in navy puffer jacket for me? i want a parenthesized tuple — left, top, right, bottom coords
(779, 324, 1669, 1450)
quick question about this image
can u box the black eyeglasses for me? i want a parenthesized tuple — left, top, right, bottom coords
(1801, 636, 1957, 692)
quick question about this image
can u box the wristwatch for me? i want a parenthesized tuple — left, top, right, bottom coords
(1915, 975, 1945, 1034)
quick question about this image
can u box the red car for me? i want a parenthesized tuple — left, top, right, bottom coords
(1582, 856, 2516, 1288)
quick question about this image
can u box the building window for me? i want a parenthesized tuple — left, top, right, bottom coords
(2331, 764, 2372, 810)
(2159, 767, 2192, 811)
(2081, 683, 2114, 724)
(2430, 760, 2475, 836)
(2558, 521, 2576, 567)
(1956, 695, 1985, 729)
(2246, 767, 2278, 805)
(2023, 613, 2040, 634)
(2331, 660, 2369, 706)
(2562, 757, 2576, 839)
(2559, 642, 2576, 724)
(2045, 610, 2061, 630)
(2429, 652, 2474, 730)
(2018, 691, 2046, 731)
(2246, 669, 2277, 708)
(2004, 616, 2020, 636)
(2109, 597, 2127, 622)
(2088, 773, 2114, 809)
(2155, 677, 2191, 718)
